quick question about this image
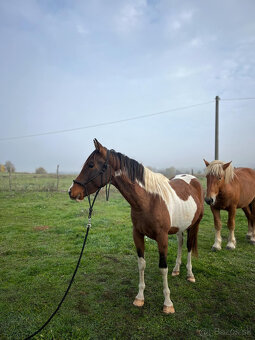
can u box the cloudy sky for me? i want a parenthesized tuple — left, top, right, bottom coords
(0, 0, 255, 173)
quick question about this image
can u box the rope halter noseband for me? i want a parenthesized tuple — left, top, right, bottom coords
(72, 149, 112, 218)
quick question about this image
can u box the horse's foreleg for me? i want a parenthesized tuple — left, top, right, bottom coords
(172, 232, 183, 276)
(211, 207, 222, 251)
(226, 207, 237, 249)
(133, 228, 145, 307)
(157, 235, 175, 314)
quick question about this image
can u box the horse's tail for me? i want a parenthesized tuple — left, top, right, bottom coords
(249, 199, 255, 214)
(187, 215, 202, 257)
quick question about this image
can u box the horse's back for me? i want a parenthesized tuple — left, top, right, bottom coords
(235, 168, 255, 206)
(171, 174, 203, 203)
(235, 167, 255, 181)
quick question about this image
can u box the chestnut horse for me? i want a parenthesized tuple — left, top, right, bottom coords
(69, 139, 204, 314)
(204, 159, 255, 250)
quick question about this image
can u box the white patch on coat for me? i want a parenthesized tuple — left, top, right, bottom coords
(115, 169, 122, 177)
(138, 168, 197, 232)
(68, 183, 73, 193)
(172, 174, 196, 184)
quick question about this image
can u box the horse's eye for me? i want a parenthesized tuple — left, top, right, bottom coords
(218, 177, 222, 181)
(88, 162, 94, 168)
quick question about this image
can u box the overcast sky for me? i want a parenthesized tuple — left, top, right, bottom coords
(0, 0, 255, 173)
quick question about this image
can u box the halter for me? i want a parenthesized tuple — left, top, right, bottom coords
(72, 150, 112, 217)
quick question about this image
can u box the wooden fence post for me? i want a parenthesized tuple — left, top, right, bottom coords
(56, 165, 59, 191)
(8, 171, 12, 190)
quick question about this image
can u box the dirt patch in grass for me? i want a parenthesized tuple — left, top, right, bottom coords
(33, 225, 50, 231)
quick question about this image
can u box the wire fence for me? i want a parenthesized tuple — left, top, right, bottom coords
(0, 172, 73, 192)
(0, 171, 207, 193)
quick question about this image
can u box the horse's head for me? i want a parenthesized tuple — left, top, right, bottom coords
(69, 139, 112, 201)
(203, 159, 232, 206)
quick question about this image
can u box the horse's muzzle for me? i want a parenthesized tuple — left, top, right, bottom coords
(205, 197, 214, 205)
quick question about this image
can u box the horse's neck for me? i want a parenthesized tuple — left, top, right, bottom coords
(112, 174, 143, 209)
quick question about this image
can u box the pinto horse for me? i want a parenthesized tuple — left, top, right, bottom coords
(204, 160, 255, 250)
(69, 139, 204, 314)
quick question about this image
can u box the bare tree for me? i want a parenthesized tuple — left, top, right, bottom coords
(5, 161, 15, 190)
(5, 161, 15, 173)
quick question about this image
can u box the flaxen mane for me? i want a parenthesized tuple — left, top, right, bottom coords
(205, 160, 235, 184)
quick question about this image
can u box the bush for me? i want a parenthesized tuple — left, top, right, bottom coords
(35, 167, 47, 174)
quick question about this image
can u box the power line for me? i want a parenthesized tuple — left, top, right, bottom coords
(0, 100, 214, 141)
(221, 97, 255, 101)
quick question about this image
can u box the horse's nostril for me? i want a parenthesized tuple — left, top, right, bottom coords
(205, 197, 213, 205)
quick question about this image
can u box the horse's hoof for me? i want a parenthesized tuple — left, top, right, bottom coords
(163, 305, 175, 314)
(211, 246, 221, 252)
(226, 243, 236, 250)
(187, 276, 196, 283)
(246, 234, 252, 240)
(133, 298, 144, 307)
(249, 239, 255, 245)
(172, 271, 180, 277)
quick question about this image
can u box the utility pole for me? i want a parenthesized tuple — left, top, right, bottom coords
(215, 96, 220, 160)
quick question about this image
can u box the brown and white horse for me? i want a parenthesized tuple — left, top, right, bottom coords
(69, 139, 204, 314)
(204, 159, 255, 250)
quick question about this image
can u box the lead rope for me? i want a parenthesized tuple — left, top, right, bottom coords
(23, 190, 101, 340)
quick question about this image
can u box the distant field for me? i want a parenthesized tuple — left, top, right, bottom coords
(0, 174, 254, 339)
(0, 172, 74, 192)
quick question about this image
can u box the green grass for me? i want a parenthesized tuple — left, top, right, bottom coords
(0, 172, 73, 192)
(0, 176, 255, 339)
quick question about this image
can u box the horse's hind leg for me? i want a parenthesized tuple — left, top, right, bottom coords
(249, 200, 255, 245)
(172, 232, 183, 277)
(133, 228, 146, 307)
(157, 233, 175, 314)
(186, 218, 200, 283)
(243, 206, 253, 240)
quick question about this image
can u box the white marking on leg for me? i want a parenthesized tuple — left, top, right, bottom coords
(213, 229, 222, 250)
(186, 251, 195, 281)
(226, 230, 236, 249)
(135, 257, 146, 301)
(160, 268, 173, 307)
(172, 233, 183, 275)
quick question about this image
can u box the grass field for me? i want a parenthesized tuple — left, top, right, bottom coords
(0, 173, 255, 339)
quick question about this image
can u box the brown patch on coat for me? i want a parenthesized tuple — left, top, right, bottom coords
(169, 179, 190, 200)
(168, 226, 179, 234)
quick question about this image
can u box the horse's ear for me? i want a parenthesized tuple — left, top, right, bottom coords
(223, 161, 232, 171)
(93, 138, 101, 150)
(203, 159, 210, 167)
(93, 138, 107, 158)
